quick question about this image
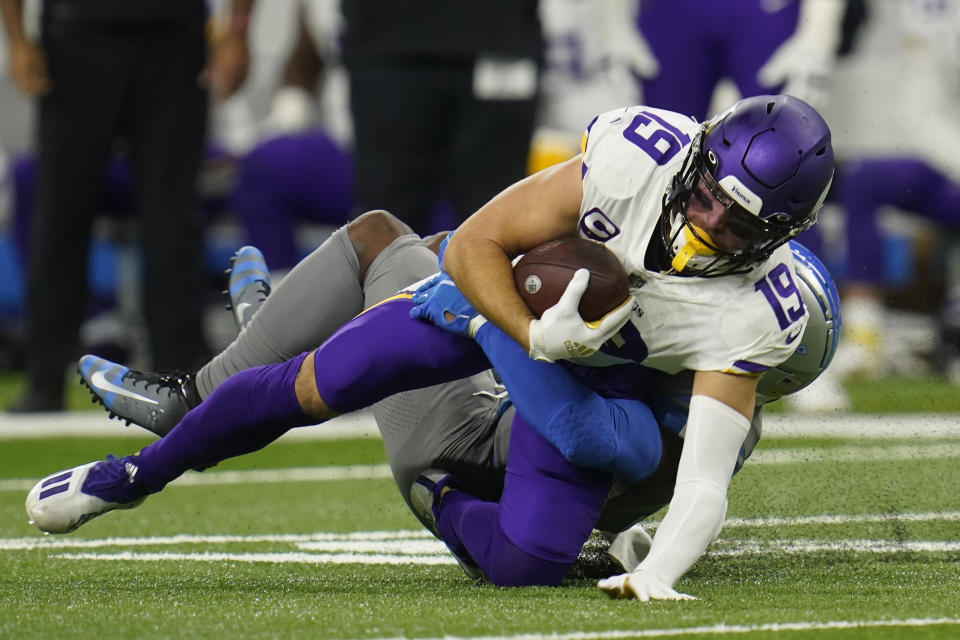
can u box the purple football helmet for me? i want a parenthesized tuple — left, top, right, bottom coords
(661, 95, 834, 276)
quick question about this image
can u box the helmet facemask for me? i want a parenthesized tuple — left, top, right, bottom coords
(660, 134, 760, 277)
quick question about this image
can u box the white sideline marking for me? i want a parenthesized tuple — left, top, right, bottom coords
(5, 511, 960, 551)
(0, 464, 394, 493)
(3, 411, 960, 441)
(45, 537, 960, 566)
(749, 442, 960, 464)
(0, 529, 433, 551)
(723, 510, 960, 528)
(3, 440, 956, 494)
(763, 414, 960, 439)
(0, 408, 380, 441)
(709, 539, 960, 554)
(54, 551, 458, 566)
(347, 618, 960, 640)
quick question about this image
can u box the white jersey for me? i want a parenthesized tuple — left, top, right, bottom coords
(572, 105, 807, 375)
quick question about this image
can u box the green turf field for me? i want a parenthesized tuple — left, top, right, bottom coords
(1, 423, 958, 639)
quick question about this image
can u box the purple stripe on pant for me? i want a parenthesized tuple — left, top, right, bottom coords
(437, 414, 612, 586)
(312, 298, 491, 412)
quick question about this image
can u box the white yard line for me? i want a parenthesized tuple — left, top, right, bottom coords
(0, 408, 381, 440)
(0, 529, 434, 551)
(0, 464, 394, 492)
(723, 509, 960, 528)
(749, 441, 960, 464)
(3, 439, 957, 494)
(43, 538, 960, 564)
(5, 511, 959, 551)
(4, 510, 959, 554)
(2, 411, 960, 441)
(344, 618, 960, 640)
(54, 551, 458, 566)
(709, 539, 960, 554)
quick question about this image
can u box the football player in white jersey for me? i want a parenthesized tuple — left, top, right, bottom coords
(26, 95, 834, 599)
(427, 94, 833, 597)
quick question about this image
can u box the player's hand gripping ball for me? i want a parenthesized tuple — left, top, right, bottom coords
(513, 237, 630, 321)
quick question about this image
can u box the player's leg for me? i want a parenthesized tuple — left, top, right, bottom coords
(29, 302, 490, 534)
(423, 414, 612, 586)
(129, 22, 209, 372)
(446, 63, 538, 228)
(838, 158, 960, 375)
(27, 350, 321, 533)
(348, 60, 446, 233)
(78, 210, 432, 435)
(726, 1, 798, 98)
(195, 210, 424, 398)
(231, 131, 353, 273)
(29, 227, 487, 533)
(17, 29, 122, 411)
(636, 0, 719, 120)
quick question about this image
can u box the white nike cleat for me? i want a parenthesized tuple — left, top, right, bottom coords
(26, 457, 147, 534)
(78, 355, 199, 437)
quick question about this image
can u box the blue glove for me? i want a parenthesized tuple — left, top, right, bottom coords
(409, 272, 486, 337)
(437, 231, 452, 265)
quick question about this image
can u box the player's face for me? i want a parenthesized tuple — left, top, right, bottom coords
(683, 178, 756, 254)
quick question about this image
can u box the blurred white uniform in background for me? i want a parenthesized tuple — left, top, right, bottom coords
(820, 0, 960, 180)
(790, 0, 960, 411)
(529, 0, 645, 172)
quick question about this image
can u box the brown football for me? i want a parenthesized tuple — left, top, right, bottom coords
(513, 237, 630, 321)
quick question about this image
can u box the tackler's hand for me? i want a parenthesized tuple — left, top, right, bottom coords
(757, 0, 844, 108)
(597, 569, 696, 603)
(409, 274, 487, 338)
(528, 269, 632, 362)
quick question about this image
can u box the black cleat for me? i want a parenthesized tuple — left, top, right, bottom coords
(77, 354, 200, 437)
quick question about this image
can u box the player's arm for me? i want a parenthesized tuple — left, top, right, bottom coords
(599, 370, 757, 601)
(0, 0, 49, 96)
(470, 320, 662, 483)
(442, 156, 584, 352)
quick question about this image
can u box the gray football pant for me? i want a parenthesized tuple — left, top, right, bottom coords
(194, 226, 511, 509)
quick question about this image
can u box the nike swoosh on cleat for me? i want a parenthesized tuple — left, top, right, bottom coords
(236, 302, 252, 318)
(89, 370, 159, 405)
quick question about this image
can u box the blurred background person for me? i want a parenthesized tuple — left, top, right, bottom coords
(788, 0, 960, 410)
(527, 0, 648, 173)
(223, 0, 353, 280)
(633, 0, 845, 119)
(0, 0, 254, 412)
(341, 0, 542, 235)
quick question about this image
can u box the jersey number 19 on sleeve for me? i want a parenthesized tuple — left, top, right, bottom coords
(755, 263, 805, 330)
(622, 111, 692, 166)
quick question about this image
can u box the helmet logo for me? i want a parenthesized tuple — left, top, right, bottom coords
(718, 176, 762, 216)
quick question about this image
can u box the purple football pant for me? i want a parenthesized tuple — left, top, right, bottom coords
(839, 158, 960, 285)
(436, 413, 612, 586)
(312, 297, 491, 412)
(638, 0, 798, 119)
(231, 130, 353, 271)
